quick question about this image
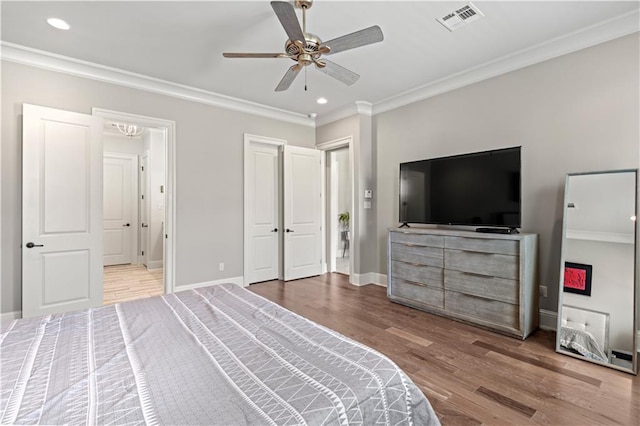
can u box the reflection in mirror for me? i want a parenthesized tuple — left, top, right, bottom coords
(556, 169, 638, 374)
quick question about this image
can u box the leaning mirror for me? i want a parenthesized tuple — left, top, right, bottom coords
(556, 169, 638, 374)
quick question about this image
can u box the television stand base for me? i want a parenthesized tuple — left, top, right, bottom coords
(399, 222, 411, 228)
(476, 227, 519, 235)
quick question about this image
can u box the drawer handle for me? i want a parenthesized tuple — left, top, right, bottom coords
(460, 292, 497, 302)
(461, 250, 494, 255)
(397, 279, 427, 288)
(462, 271, 495, 279)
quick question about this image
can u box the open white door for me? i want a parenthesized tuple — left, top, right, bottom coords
(283, 145, 322, 281)
(103, 154, 136, 266)
(246, 142, 280, 283)
(22, 104, 104, 318)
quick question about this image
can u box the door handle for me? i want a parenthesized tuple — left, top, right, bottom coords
(271, 228, 278, 232)
(123, 223, 131, 227)
(26, 242, 44, 248)
(142, 223, 149, 228)
(285, 228, 294, 233)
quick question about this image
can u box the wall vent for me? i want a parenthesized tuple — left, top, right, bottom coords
(437, 2, 484, 32)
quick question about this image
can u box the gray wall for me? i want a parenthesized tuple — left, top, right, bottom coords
(375, 34, 640, 312)
(1, 61, 314, 314)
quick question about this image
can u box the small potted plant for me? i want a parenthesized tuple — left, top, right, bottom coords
(338, 212, 349, 230)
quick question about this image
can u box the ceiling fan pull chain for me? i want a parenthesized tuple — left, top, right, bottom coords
(304, 67, 308, 91)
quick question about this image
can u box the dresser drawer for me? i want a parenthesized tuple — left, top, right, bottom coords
(390, 232, 444, 248)
(445, 290, 518, 329)
(391, 243, 443, 268)
(445, 249, 518, 280)
(390, 278, 444, 309)
(444, 269, 518, 304)
(392, 261, 443, 288)
(445, 236, 518, 256)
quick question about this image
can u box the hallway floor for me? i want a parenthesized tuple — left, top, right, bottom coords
(103, 264, 163, 305)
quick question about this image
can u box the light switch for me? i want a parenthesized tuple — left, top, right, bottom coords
(364, 190, 373, 199)
(364, 201, 372, 209)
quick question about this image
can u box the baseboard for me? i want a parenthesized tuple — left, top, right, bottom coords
(539, 309, 558, 331)
(349, 272, 387, 287)
(173, 276, 245, 293)
(1, 310, 22, 321)
(147, 260, 163, 270)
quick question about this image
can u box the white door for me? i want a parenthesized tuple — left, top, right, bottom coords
(103, 155, 135, 266)
(283, 145, 322, 280)
(140, 153, 149, 267)
(22, 104, 104, 318)
(246, 143, 280, 283)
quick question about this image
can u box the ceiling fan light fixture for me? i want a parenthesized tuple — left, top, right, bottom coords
(316, 97, 328, 104)
(47, 17, 70, 30)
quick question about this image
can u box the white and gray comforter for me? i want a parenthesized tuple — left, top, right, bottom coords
(1, 283, 439, 425)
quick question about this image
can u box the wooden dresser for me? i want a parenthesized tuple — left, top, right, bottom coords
(387, 228, 539, 339)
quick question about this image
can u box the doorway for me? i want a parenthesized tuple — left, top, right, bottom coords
(317, 137, 355, 278)
(101, 121, 167, 304)
(328, 147, 352, 275)
(94, 108, 175, 304)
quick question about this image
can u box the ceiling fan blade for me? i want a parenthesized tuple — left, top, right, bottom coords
(315, 59, 359, 86)
(271, 1, 305, 43)
(223, 53, 291, 58)
(275, 64, 302, 92)
(321, 25, 384, 55)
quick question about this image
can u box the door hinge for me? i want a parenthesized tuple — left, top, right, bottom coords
(141, 250, 145, 256)
(141, 165, 144, 171)
(141, 194, 145, 200)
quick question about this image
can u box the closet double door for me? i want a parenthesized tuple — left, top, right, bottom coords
(245, 139, 322, 284)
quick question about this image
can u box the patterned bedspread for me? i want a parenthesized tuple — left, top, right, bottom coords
(1, 283, 439, 425)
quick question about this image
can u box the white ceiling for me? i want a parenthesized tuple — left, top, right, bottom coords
(2, 1, 638, 121)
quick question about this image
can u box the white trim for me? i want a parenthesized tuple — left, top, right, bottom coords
(350, 272, 387, 287)
(373, 10, 640, 116)
(93, 108, 176, 296)
(175, 276, 246, 292)
(2, 42, 314, 128)
(146, 260, 163, 270)
(539, 309, 558, 331)
(243, 134, 287, 285)
(566, 230, 634, 245)
(316, 104, 359, 127)
(103, 152, 139, 266)
(355, 101, 373, 116)
(0, 311, 22, 322)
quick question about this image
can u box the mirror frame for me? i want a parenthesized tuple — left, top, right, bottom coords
(556, 169, 639, 375)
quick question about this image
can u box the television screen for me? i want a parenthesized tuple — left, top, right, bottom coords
(399, 147, 521, 228)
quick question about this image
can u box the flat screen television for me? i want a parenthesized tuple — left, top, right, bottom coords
(399, 147, 521, 229)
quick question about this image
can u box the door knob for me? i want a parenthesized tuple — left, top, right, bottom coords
(142, 223, 149, 228)
(285, 228, 294, 233)
(123, 223, 131, 227)
(26, 242, 44, 248)
(271, 228, 278, 232)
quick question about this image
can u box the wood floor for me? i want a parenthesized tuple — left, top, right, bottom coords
(103, 264, 163, 304)
(249, 273, 640, 425)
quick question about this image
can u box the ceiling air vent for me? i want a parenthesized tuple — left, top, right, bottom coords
(437, 2, 484, 32)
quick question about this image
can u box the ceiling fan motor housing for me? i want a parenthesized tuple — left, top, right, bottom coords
(285, 33, 322, 65)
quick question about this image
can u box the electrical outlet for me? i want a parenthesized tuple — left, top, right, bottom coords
(539, 285, 548, 298)
(219, 263, 224, 271)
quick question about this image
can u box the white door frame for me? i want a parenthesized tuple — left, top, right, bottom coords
(243, 134, 287, 283)
(104, 152, 139, 265)
(139, 151, 150, 267)
(316, 136, 355, 279)
(93, 108, 176, 294)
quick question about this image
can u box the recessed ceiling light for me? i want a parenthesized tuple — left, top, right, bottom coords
(316, 97, 328, 105)
(47, 18, 70, 30)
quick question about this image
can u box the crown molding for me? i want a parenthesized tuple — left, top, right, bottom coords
(355, 101, 373, 116)
(373, 9, 640, 116)
(0, 42, 315, 128)
(316, 101, 373, 127)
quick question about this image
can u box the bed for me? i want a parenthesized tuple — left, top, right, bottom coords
(559, 305, 609, 363)
(1, 283, 439, 425)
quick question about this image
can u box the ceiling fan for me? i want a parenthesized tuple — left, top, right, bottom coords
(223, 0, 383, 92)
